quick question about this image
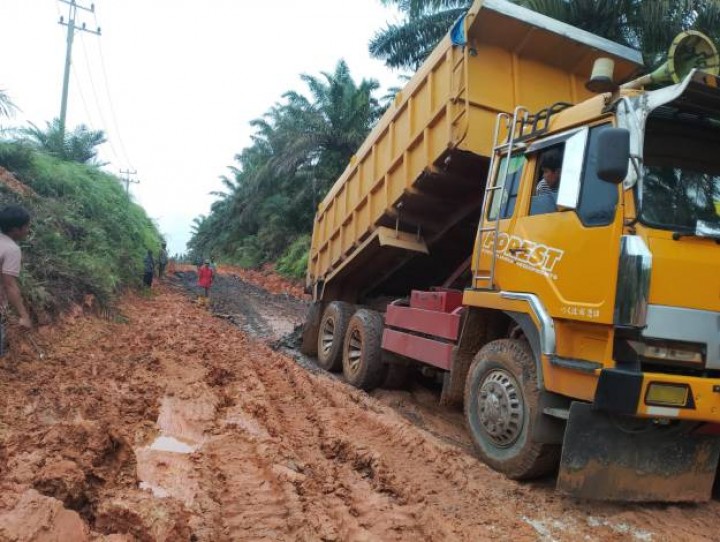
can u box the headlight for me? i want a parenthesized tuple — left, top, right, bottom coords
(629, 340, 704, 365)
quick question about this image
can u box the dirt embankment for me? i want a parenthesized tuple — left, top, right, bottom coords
(1, 274, 720, 541)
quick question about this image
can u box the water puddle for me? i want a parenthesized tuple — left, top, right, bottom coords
(135, 396, 214, 505)
(264, 314, 300, 342)
(138, 481, 170, 498)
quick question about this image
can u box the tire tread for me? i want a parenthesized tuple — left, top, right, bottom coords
(343, 309, 387, 390)
(464, 338, 560, 480)
(316, 301, 353, 371)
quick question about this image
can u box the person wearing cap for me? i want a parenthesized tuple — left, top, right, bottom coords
(536, 148, 562, 196)
(197, 259, 214, 304)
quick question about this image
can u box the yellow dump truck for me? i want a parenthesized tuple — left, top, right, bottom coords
(302, 0, 720, 501)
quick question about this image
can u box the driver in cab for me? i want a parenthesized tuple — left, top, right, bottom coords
(535, 149, 562, 196)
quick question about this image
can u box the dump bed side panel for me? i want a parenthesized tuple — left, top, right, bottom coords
(308, 34, 463, 296)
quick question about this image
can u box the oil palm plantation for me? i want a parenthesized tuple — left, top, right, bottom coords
(189, 61, 384, 267)
(272, 60, 382, 185)
(370, 0, 720, 70)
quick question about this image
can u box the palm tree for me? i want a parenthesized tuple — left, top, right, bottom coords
(370, 1, 720, 71)
(540, 0, 720, 67)
(273, 60, 382, 176)
(188, 60, 384, 265)
(209, 172, 239, 200)
(21, 119, 107, 165)
(370, 0, 469, 69)
(233, 59, 382, 224)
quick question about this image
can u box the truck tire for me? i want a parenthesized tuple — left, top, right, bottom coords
(316, 301, 353, 372)
(464, 338, 560, 480)
(300, 302, 322, 356)
(342, 309, 388, 391)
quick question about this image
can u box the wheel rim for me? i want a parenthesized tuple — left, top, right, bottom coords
(346, 327, 363, 375)
(320, 316, 336, 358)
(476, 369, 524, 447)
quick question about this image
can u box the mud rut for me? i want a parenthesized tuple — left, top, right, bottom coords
(1, 272, 719, 541)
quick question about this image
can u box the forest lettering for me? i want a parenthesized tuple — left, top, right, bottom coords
(482, 233, 563, 278)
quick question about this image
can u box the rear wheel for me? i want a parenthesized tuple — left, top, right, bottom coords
(464, 338, 560, 480)
(316, 301, 353, 371)
(343, 309, 387, 391)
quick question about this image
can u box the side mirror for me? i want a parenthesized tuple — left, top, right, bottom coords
(597, 128, 630, 184)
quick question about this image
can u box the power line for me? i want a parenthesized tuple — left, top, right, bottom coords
(91, 10, 135, 170)
(79, 32, 122, 166)
(70, 59, 95, 130)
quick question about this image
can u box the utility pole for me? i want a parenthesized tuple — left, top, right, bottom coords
(58, 0, 101, 142)
(119, 169, 139, 194)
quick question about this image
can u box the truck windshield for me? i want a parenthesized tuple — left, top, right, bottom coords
(641, 111, 720, 233)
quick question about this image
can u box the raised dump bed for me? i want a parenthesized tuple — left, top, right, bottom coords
(307, 0, 642, 302)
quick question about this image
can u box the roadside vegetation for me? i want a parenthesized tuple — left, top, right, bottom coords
(0, 125, 161, 321)
(187, 61, 383, 277)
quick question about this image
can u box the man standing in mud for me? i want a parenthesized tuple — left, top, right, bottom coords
(158, 242, 168, 279)
(143, 249, 154, 288)
(0, 205, 32, 355)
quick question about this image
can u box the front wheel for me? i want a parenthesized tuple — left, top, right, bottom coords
(464, 339, 560, 480)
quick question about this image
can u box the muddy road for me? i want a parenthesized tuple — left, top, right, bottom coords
(1, 270, 719, 541)
(178, 270, 472, 453)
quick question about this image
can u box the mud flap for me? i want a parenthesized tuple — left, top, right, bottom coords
(557, 402, 720, 502)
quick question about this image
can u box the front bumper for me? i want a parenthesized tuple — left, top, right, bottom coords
(594, 368, 720, 422)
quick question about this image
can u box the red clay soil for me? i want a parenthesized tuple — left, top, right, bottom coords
(0, 167, 37, 198)
(1, 282, 720, 541)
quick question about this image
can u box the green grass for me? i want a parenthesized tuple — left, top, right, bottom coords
(276, 235, 310, 280)
(0, 141, 161, 320)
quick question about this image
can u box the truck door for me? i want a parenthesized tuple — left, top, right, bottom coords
(492, 124, 622, 326)
(474, 152, 526, 286)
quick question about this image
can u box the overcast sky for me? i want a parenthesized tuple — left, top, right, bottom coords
(0, 1, 402, 255)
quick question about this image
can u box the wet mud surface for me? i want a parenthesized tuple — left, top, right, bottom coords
(1, 269, 720, 540)
(175, 270, 308, 343)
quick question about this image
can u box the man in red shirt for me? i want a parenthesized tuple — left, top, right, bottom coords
(197, 260, 214, 304)
(0, 205, 32, 356)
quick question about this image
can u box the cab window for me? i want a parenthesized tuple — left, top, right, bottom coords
(488, 154, 526, 220)
(529, 144, 564, 216)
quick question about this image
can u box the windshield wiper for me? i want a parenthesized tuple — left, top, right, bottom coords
(671, 228, 697, 240)
(672, 225, 720, 242)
